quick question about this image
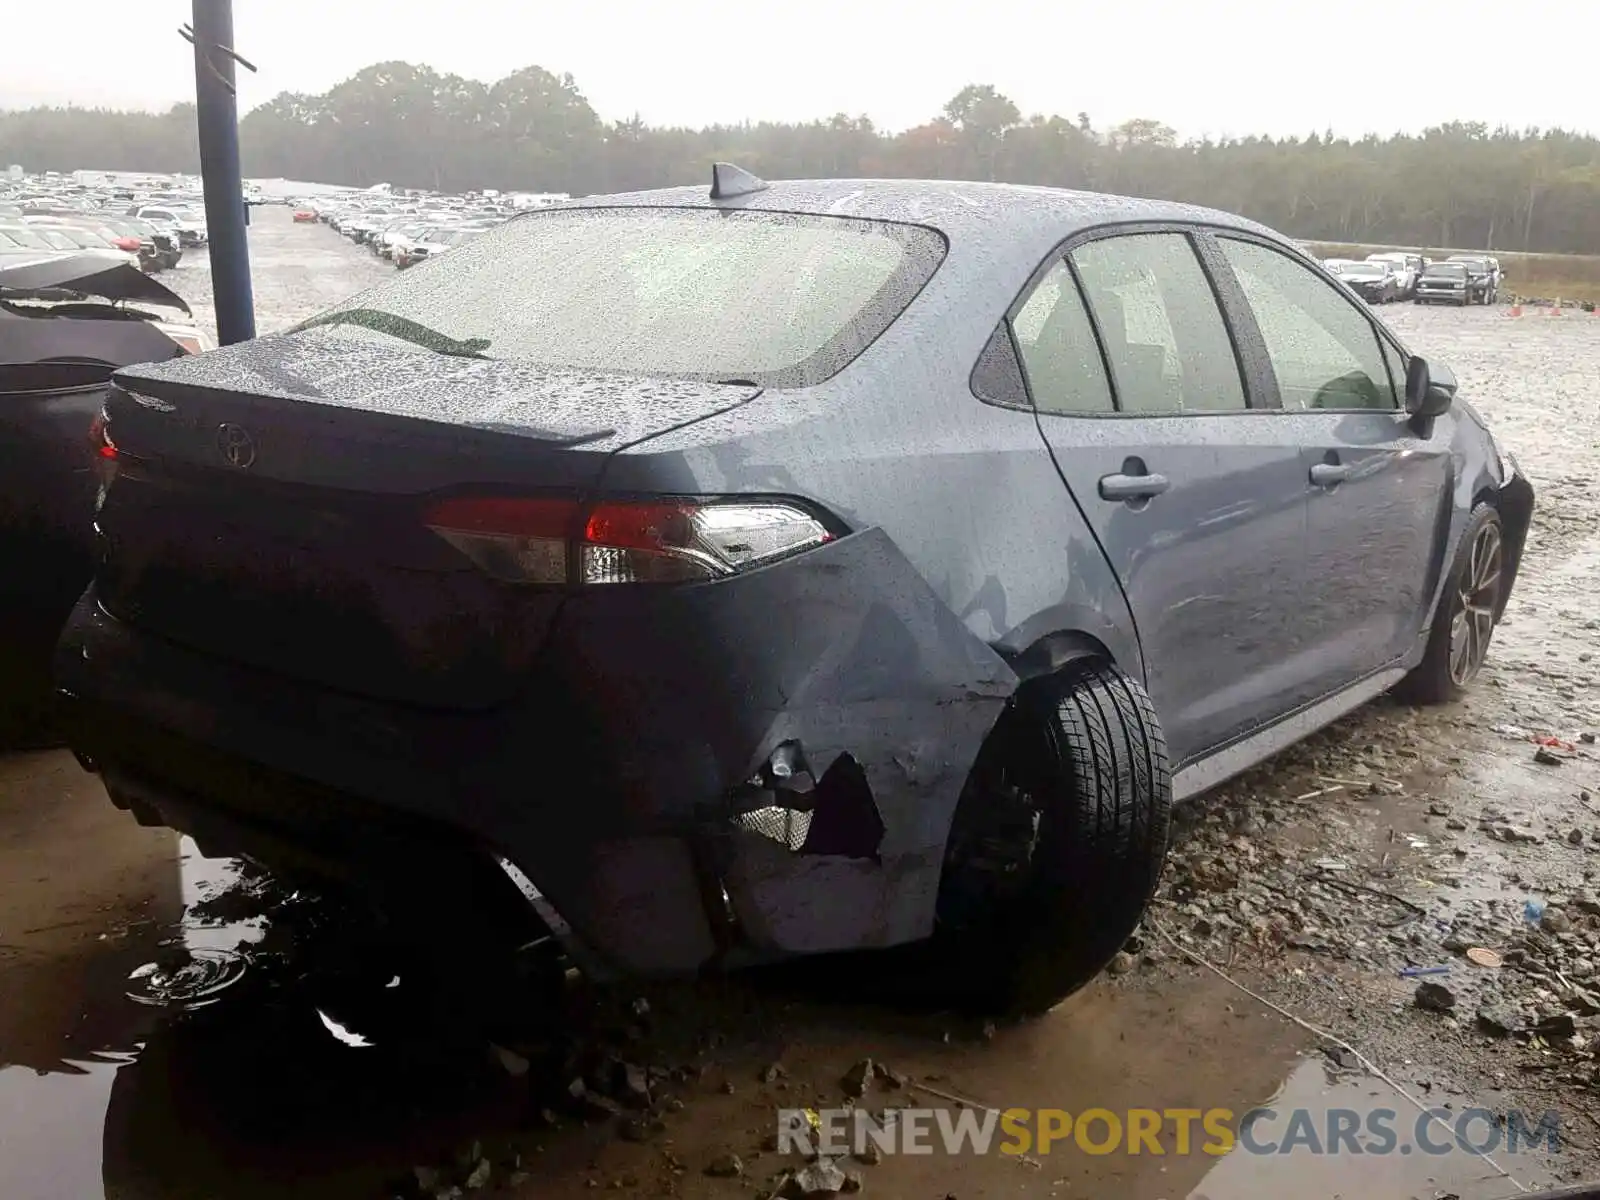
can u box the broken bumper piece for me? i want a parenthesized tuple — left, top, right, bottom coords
(56, 527, 1016, 975)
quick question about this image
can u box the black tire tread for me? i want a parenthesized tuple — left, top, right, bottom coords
(938, 658, 1173, 1016)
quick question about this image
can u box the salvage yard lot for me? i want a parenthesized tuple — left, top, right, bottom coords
(1311, 240, 1600, 304)
(2, 208, 1599, 1200)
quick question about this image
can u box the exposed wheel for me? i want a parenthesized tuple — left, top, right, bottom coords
(1394, 503, 1505, 705)
(932, 659, 1172, 1015)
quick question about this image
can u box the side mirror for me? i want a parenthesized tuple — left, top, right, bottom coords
(1405, 355, 1456, 420)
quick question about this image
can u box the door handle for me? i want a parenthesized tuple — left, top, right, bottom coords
(1099, 472, 1170, 502)
(1309, 463, 1351, 487)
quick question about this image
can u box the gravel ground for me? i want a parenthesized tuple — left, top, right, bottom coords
(1, 210, 1597, 1200)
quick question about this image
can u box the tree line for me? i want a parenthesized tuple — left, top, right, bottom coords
(5, 63, 1600, 255)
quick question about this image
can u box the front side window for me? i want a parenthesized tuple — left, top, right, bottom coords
(292, 207, 948, 387)
(1010, 259, 1114, 415)
(1069, 232, 1246, 414)
(1218, 237, 1397, 411)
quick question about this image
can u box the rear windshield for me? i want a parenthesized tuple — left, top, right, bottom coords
(295, 206, 948, 386)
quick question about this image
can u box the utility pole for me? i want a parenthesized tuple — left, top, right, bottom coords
(188, 0, 256, 344)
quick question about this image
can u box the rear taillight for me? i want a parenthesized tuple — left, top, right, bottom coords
(89, 408, 118, 489)
(88, 409, 116, 461)
(423, 497, 835, 585)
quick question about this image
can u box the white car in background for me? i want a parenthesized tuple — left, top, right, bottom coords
(397, 225, 489, 268)
(131, 204, 208, 247)
(1367, 252, 1422, 300)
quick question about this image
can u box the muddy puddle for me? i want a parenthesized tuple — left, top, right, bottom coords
(0, 748, 1575, 1200)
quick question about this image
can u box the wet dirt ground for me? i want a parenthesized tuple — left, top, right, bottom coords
(2, 209, 1597, 1199)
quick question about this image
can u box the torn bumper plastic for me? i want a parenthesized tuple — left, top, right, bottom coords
(56, 527, 1016, 975)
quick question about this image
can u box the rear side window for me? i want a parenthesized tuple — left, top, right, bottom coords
(297, 207, 948, 387)
(1217, 238, 1396, 411)
(1069, 233, 1246, 414)
(1011, 260, 1114, 415)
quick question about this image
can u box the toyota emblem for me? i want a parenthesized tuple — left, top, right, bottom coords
(216, 423, 256, 469)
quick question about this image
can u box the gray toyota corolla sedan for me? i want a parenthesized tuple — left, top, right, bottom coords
(56, 167, 1534, 1015)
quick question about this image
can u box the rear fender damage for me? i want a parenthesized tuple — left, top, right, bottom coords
(711, 530, 1018, 961)
(534, 527, 1016, 969)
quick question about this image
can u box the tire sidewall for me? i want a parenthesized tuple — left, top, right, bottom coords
(934, 661, 1173, 1014)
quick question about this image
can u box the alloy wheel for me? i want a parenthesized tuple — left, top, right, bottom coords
(1448, 521, 1503, 685)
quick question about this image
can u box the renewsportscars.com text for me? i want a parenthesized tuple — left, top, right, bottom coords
(777, 1106, 1562, 1158)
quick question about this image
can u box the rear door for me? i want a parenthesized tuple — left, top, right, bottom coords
(1021, 228, 1314, 768)
(1210, 234, 1452, 696)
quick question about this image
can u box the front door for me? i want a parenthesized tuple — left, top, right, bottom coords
(1210, 235, 1453, 696)
(1017, 229, 1314, 768)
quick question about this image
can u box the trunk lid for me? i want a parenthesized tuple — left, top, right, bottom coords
(95, 332, 760, 708)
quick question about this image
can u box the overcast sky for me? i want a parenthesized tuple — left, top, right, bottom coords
(2, 0, 1593, 139)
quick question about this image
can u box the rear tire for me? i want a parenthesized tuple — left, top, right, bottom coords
(1394, 503, 1505, 705)
(932, 659, 1172, 1016)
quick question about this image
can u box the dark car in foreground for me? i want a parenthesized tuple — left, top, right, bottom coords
(56, 170, 1534, 1015)
(1, 253, 202, 745)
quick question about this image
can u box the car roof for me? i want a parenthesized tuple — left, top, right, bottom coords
(556, 177, 1285, 268)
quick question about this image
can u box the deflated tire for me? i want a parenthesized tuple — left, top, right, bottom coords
(933, 658, 1173, 1015)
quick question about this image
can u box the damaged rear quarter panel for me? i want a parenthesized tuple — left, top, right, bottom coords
(543, 528, 1016, 958)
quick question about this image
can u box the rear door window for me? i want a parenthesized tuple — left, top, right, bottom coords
(1217, 237, 1397, 411)
(1010, 260, 1114, 415)
(1068, 232, 1247, 414)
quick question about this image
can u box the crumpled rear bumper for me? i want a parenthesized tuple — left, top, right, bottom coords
(56, 527, 1017, 975)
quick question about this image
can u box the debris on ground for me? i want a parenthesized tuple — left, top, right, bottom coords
(789, 1157, 850, 1197)
(841, 1059, 874, 1099)
(1415, 981, 1457, 1012)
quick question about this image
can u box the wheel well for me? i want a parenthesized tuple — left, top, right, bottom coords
(1005, 630, 1116, 684)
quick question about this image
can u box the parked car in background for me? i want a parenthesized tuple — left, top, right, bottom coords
(17, 220, 142, 270)
(0, 224, 73, 256)
(60, 174, 1532, 1020)
(1333, 258, 1400, 303)
(1416, 261, 1474, 305)
(91, 218, 165, 272)
(129, 204, 208, 247)
(1446, 255, 1499, 303)
(376, 220, 441, 262)
(398, 225, 490, 268)
(293, 209, 318, 223)
(1367, 252, 1422, 299)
